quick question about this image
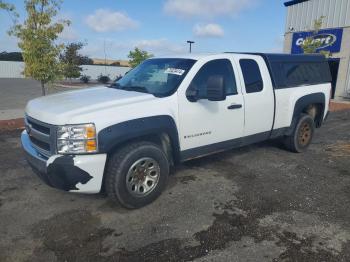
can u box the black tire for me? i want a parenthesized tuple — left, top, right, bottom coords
(105, 141, 169, 209)
(284, 114, 315, 153)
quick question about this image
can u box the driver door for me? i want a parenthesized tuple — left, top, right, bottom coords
(178, 57, 245, 158)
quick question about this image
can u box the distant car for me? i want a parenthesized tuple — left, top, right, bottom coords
(21, 53, 331, 208)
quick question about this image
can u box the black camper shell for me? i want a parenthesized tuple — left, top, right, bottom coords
(226, 53, 332, 89)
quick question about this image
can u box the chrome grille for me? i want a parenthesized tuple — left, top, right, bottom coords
(25, 116, 56, 158)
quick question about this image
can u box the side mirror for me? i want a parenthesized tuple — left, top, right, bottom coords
(186, 85, 199, 102)
(206, 75, 226, 101)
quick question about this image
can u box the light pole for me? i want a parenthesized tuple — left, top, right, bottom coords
(104, 39, 107, 75)
(187, 40, 195, 53)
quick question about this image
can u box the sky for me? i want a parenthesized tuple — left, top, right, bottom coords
(0, 0, 287, 60)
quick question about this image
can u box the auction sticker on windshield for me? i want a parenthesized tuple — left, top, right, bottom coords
(164, 68, 185, 76)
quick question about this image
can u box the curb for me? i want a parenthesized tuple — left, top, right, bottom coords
(329, 101, 350, 112)
(53, 83, 100, 89)
(53, 84, 88, 89)
(0, 118, 24, 131)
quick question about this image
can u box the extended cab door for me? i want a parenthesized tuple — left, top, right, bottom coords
(178, 56, 245, 156)
(234, 55, 275, 138)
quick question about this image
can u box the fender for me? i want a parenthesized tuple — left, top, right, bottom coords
(288, 92, 326, 134)
(98, 115, 180, 161)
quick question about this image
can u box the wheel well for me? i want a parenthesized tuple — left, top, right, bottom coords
(301, 103, 324, 128)
(100, 132, 177, 194)
(106, 132, 177, 166)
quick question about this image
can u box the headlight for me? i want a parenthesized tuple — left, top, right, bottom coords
(57, 124, 97, 154)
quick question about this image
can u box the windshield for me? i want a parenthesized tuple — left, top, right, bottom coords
(112, 58, 196, 97)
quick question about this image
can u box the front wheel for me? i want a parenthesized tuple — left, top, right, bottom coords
(104, 141, 169, 209)
(284, 114, 315, 153)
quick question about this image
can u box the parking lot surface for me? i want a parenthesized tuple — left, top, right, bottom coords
(0, 79, 95, 120)
(0, 111, 349, 262)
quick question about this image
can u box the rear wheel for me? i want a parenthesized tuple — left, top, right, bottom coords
(284, 114, 315, 153)
(105, 141, 169, 209)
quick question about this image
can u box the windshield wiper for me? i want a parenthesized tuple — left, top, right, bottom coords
(122, 86, 149, 94)
(110, 84, 152, 95)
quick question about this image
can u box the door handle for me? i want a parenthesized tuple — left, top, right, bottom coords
(227, 104, 242, 110)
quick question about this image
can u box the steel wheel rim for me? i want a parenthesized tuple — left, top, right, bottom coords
(298, 122, 312, 146)
(126, 157, 160, 197)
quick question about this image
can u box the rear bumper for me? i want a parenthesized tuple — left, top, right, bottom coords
(21, 130, 107, 194)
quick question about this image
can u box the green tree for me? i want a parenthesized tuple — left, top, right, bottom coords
(10, 0, 70, 95)
(128, 47, 153, 68)
(79, 55, 94, 65)
(301, 16, 330, 57)
(60, 42, 84, 81)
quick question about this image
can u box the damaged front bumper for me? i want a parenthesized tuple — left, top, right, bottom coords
(21, 130, 107, 194)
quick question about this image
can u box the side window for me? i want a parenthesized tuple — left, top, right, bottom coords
(239, 59, 264, 93)
(190, 59, 237, 98)
(283, 62, 330, 87)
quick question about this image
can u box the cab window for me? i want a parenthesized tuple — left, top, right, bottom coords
(190, 59, 238, 98)
(240, 59, 264, 93)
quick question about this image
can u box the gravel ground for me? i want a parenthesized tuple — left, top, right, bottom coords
(0, 111, 349, 262)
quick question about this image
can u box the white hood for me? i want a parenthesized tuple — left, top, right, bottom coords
(26, 86, 156, 125)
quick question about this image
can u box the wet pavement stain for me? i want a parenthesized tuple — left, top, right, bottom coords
(107, 211, 269, 262)
(28, 206, 350, 262)
(337, 169, 350, 176)
(275, 231, 350, 262)
(0, 186, 18, 195)
(30, 210, 115, 262)
(179, 175, 197, 184)
(112, 211, 348, 262)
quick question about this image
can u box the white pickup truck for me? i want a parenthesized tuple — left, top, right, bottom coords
(21, 53, 331, 208)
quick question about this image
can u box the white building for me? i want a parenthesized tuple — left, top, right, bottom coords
(0, 61, 130, 80)
(284, 0, 350, 100)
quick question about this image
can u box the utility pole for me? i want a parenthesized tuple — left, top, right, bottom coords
(187, 40, 195, 53)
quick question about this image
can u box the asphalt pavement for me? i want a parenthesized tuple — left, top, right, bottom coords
(0, 78, 94, 120)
